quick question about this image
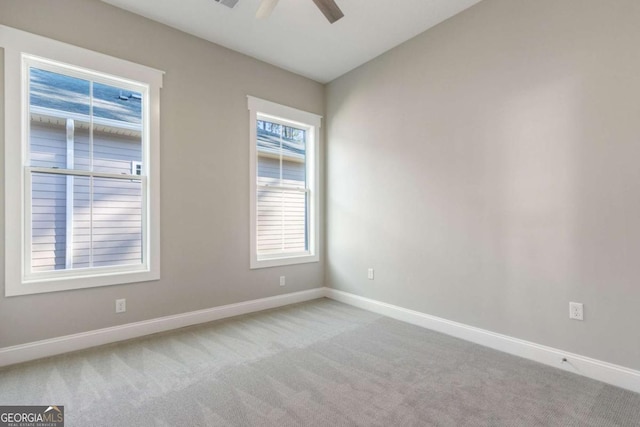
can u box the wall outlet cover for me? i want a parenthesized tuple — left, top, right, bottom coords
(569, 302, 583, 320)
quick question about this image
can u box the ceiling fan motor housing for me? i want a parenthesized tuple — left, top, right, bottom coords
(215, 0, 239, 8)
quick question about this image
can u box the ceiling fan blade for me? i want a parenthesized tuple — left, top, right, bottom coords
(312, 0, 344, 24)
(256, 0, 280, 19)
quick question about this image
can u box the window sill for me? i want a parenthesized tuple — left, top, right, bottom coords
(5, 268, 160, 297)
(250, 253, 319, 270)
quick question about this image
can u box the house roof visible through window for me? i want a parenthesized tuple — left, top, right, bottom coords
(257, 120, 305, 161)
(30, 68, 142, 124)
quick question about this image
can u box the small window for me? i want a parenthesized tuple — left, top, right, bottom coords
(248, 96, 321, 269)
(132, 161, 143, 176)
(1, 26, 163, 296)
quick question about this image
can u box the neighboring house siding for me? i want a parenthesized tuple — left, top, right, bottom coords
(30, 122, 142, 271)
(31, 124, 67, 272)
(71, 176, 142, 269)
(257, 156, 307, 254)
(72, 129, 142, 268)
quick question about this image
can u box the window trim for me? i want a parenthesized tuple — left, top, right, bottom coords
(1, 25, 163, 296)
(248, 96, 321, 269)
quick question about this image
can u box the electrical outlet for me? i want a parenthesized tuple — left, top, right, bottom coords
(115, 298, 126, 313)
(280, 276, 286, 286)
(367, 268, 374, 280)
(569, 302, 583, 320)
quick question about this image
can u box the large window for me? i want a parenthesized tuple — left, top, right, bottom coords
(248, 96, 321, 269)
(2, 26, 162, 296)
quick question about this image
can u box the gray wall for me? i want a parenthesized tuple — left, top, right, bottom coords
(4, 0, 639, 374)
(0, 0, 324, 347)
(326, 0, 640, 370)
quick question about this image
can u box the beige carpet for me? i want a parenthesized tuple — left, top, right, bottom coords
(1, 298, 639, 426)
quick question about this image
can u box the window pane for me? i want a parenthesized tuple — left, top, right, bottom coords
(92, 82, 143, 175)
(29, 70, 143, 175)
(256, 188, 308, 255)
(71, 176, 91, 268)
(281, 124, 306, 184)
(73, 127, 91, 172)
(30, 68, 90, 115)
(283, 190, 308, 252)
(30, 173, 142, 272)
(92, 177, 143, 267)
(92, 126, 143, 175)
(257, 119, 306, 187)
(257, 156, 280, 186)
(29, 68, 90, 170)
(282, 156, 306, 188)
(31, 172, 67, 272)
(256, 117, 309, 258)
(93, 82, 142, 124)
(257, 187, 282, 254)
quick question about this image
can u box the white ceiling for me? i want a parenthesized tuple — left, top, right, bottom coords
(101, 0, 483, 83)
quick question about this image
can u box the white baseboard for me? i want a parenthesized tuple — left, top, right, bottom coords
(325, 288, 640, 395)
(0, 288, 326, 368)
(3, 286, 638, 395)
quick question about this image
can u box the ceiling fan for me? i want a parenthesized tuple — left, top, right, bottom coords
(256, 0, 344, 24)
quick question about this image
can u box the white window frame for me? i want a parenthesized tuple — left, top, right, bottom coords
(1, 25, 163, 296)
(248, 96, 321, 269)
